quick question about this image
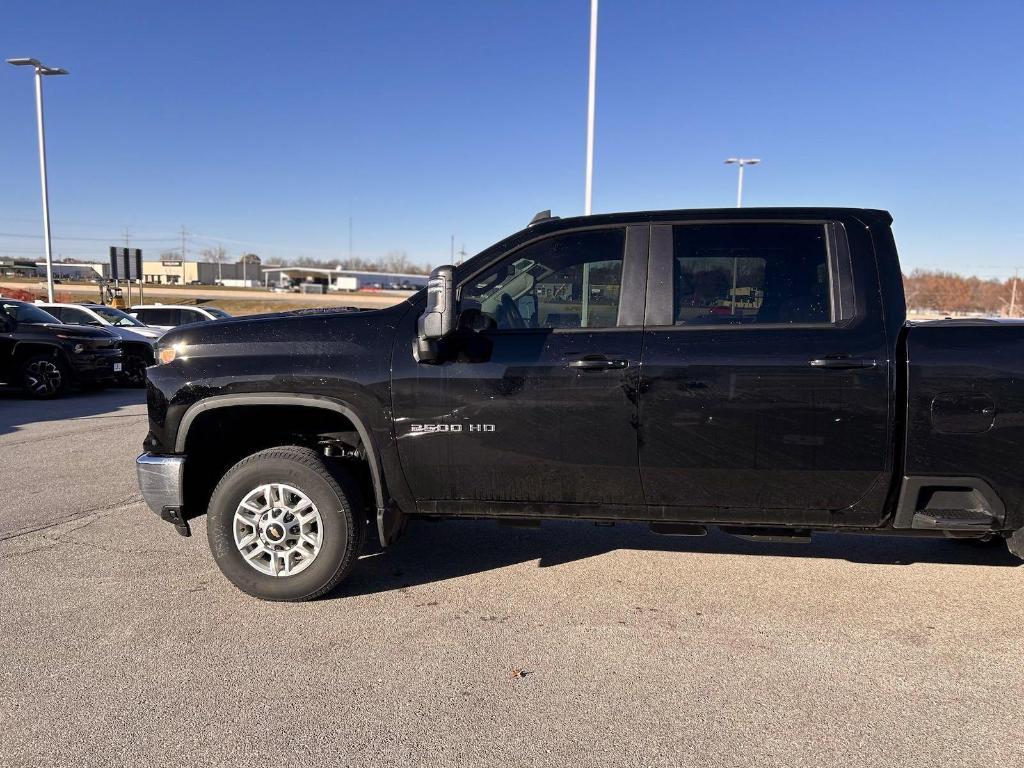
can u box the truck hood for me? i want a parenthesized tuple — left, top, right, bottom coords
(157, 303, 408, 350)
(28, 322, 120, 340)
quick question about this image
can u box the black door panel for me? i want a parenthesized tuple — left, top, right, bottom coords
(639, 219, 892, 523)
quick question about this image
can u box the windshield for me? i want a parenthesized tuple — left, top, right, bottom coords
(205, 308, 232, 319)
(0, 301, 61, 325)
(89, 305, 146, 327)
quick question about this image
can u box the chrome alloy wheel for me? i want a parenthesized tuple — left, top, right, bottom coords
(24, 359, 63, 396)
(233, 483, 323, 577)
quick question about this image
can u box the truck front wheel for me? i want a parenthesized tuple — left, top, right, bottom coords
(20, 353, 68, 399)
(206, 446, 365, 601)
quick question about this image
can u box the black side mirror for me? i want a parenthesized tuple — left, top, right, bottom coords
(0, 315, 15, 333)
(415, 265, 455, 363)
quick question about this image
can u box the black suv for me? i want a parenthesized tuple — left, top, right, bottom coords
(0, 299, 123, 398)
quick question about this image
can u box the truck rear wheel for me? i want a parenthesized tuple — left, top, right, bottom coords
(206, 446, 365, 601)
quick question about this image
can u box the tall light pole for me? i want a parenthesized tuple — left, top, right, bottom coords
(580, 0, 599, 328)
(584, 0, 598, 216)
(724, 157, 760, 208)
(7, 58, 68, 302)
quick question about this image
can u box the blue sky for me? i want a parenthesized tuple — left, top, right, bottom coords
(1, 1, 1021, 276)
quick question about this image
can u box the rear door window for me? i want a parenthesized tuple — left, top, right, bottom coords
(671, 223, 834, 326)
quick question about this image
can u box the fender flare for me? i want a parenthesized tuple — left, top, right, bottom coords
(12, 340, 70, 364)
(175, 393, 392, 544)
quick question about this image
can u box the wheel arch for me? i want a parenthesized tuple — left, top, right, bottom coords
(176, 393, 392, 544)
(12, 340, 71, 366)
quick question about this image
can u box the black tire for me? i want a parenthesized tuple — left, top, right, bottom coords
(206, 446, 365, 601)
(19, 353, 69, 399)
(119, 352, 148, 388)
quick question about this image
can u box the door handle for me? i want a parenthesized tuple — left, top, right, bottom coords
(809, 357, 878, 370)
(568, 355, 629, 370)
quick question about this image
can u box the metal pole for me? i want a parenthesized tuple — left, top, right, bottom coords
(33, 69, 56, 302)
(1010, 270, 1019, 317)
(736, 163, 745, 208)
(584, 0, 598, 216)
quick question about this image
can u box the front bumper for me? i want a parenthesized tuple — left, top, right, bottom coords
(136, 453, 190, 535)
(71, 348, 124, 383)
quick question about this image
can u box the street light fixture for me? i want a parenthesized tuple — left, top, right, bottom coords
(724, 157, 760, 208)
(8, 57, 69, 302)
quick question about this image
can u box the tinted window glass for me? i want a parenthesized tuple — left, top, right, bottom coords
(180, 309, 213, 325)
(672, 223, 831, 326)
(0, 302, 60, 324)
(461, 229, 625, 330)
(136, 308, 178, 326)
(60, 308, 94, 325)
(90, 305, 145, 326)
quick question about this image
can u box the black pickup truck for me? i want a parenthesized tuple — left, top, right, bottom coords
(136, 208, 1024, 601)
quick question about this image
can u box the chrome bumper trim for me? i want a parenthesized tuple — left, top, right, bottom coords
(136, 453, 185, 515)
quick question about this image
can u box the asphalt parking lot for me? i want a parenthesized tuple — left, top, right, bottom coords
(1, 391, 1022, 767)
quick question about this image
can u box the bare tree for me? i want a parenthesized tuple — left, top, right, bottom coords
(200, 244, 228, 282)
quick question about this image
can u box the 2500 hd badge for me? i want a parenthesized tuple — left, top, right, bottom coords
(137, 207, 1024, 601)
(409, 424, 496, 433)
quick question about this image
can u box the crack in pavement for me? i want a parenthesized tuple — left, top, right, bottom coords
(0, 495, 144, 543)
(0, 416, 147, 449)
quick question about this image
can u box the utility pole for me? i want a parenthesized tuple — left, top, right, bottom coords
(123, 227, 131, 247)
(180, 225, 188, 262)
(724, 157, 761, 207)
(7, 57, 68, 303)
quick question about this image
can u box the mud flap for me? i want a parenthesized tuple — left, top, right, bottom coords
(1007, 529, 1024, 560)
(376, 502, 407, 548)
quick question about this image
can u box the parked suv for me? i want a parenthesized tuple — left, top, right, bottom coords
(0, 299, 123, 398)
(129, 304, 232, 331)
(37, 302, 161, 387)
(136, 208, 1024, 601)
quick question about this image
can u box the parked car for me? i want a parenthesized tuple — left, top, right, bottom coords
(128, 304, 232, 331)
(0, 299, 122, 398)
(36, 302, 161, 387)
(137, 207, 1024, 601)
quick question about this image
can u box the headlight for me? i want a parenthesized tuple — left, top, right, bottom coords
(158, 343, 184, 364)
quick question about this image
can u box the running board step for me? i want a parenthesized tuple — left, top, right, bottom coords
(912, 508, 995, 530)
(649, 523, 707, 536)
(722, 526, 812, 543)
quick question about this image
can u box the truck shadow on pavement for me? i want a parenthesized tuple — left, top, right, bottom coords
(0, 387, 147, 439)
(341, 518, 1021, 597)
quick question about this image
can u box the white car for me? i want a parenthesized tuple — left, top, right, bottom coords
(128, 304, 232, 331)
(36, 302, 163, 339)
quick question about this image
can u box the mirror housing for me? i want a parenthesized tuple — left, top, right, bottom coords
(415, 265, 456, 363)
(0, 314, 15, 333)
